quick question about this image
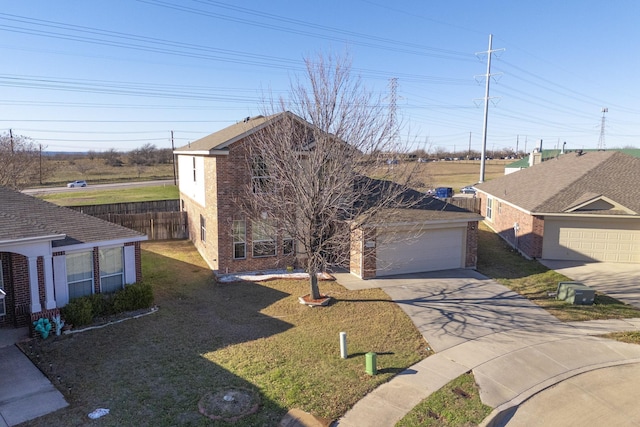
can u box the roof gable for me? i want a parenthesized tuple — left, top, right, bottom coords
(565, 195, 636, 215)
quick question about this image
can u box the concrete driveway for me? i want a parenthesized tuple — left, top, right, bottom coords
(333, 269, 640, 427)
(540, 260, 640, 308)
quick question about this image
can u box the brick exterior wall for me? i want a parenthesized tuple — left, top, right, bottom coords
(0, 253, 13, 327)
(465, 221, 479, 268)
(478, 192, 544, 259)
(349, 227, 377, 280)
(10, 254, 30, 328)
(180, 135, 296, 275)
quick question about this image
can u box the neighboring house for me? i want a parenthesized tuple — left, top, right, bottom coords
(175, 112, 482, 279)
(0, 186, 147, 330)
(475, 151, 640, 263)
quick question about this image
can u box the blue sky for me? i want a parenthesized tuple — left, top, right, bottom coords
(1, 1, 638, 153)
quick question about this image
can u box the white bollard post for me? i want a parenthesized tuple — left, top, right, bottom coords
(340, 331, 347, 359)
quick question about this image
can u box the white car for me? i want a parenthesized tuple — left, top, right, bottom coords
(67, 180, 87, 188)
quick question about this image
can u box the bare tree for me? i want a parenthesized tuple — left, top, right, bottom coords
(0, 132, 52, 190)
(241, 53, 422, 300)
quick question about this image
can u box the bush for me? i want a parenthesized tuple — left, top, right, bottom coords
(61, 298, 93, 327)
(113, 282, 154, 312)
(61, 282, 154, 328)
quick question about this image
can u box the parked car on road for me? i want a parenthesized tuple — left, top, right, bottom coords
(67, 180, 87, 188)
(461, 185, 476, 195)
(435, 187, 454, 198)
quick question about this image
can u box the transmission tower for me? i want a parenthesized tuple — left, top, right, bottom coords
(597, 107, 608, 150)
(387, 77, 400, 154)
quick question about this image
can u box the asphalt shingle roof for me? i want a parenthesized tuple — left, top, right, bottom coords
(475, 151, 640, 214)
(0, 186, 146, 247)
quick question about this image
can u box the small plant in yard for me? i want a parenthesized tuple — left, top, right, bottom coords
(396, 372, 492, 427)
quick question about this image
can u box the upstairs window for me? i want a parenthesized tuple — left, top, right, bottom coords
(233, 220, 246, 259)
(252, 219, 276, 257)
(486, 198, 493, 220)
(192, 156, 197, 182)
(251, 156, 270, 193)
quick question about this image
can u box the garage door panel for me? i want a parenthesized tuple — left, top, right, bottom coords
(376, 228, 465, 276)
(543, 219, 640, 263)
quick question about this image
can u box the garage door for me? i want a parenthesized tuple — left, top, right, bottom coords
(543, 219, 640, 263)
(376, 227, 465, 276)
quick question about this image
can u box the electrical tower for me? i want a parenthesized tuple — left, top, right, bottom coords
(597, 107, 608, 150)
(387, 77, 400, 155)
(476, 34, 504, 183)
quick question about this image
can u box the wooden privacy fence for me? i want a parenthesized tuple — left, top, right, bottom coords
(94, 211, 188, 240)
(68, 200, 187, 240)
(446, 197, 481, 214)
(68, 199, 180, 215)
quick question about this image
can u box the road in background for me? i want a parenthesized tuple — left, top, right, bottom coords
(22, 180, 176, 195)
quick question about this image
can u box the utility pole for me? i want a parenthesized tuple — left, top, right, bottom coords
(476, 34, 504, 183)
(468, 132, 472, 160)
(598, 107, 608, 150)
(171, 130, 177, 185)
(9, 128, 14, 152)
(516, 135, 519, 155)
(39, 144, 43, 184)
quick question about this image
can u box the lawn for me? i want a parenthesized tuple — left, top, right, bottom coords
(476, 222, 640, 321)
(38, 185, 179, 206)
(19, 240, 429, 426)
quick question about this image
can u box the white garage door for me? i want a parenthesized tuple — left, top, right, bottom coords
(376, 227, 465, 276)
(543, 219, 640, 263)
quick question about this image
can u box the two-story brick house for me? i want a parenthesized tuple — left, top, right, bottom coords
(175, 112, 482, 279)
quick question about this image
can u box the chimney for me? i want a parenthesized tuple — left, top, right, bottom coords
(529, 145, 542, 167)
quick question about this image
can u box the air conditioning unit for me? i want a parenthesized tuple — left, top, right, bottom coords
(557, 281, 595, 305)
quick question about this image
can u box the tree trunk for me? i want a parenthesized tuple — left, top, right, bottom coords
(309, 270, 321, 300)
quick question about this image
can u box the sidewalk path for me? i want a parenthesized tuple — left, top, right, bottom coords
(333, 270, 640, 427)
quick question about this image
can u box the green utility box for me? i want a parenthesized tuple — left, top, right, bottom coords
(557, 281, 595, 305)
(365, 352, 377, 375)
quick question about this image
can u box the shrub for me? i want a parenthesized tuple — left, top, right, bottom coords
(113, 282, 154, 313)
(61, 282, 154, 328)
(60, 298, 93, 327)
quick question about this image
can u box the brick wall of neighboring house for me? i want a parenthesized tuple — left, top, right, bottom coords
(350, 227, 377, 279)
(124, 241, 143, 282)
(10, 254, 30, 327)
(478, 192, 544, 259)
(465, 221, 479, 268)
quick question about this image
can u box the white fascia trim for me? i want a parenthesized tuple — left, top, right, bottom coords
(0, 233, 66, 248)
(534, 212, 640, 219)
(173, 150, 228, 156)
(364, 217, 481, 228)
(565, 195, 636, 215)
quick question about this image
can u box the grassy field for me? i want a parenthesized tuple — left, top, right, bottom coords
(20, 240, 429, 426)
(39, 185, 179, 206)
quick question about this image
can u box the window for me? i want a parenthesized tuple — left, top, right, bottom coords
(233, 220, 246, 259)
(67, 251, 94, 300)
(0, 265, 5, 317)
(200, 214, 206, 242)
(100, 247, 124, 294)
(192, 156, 197, 182)
(283, 231, 295, 256)
(251, 156, 270, 193)
(498, 201, 502, 215)
(252, 219, 276, 257)
(486, 197, 493, 220)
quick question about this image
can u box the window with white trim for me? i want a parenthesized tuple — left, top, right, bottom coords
(252, 219, 276, 257)
(100, 247, 124, 294)
(233, 220, 246, 259)
(200, 214, 206, 242)
(67, 251, 94, 300)
(486, 197, 493, 220)
(283, 231, 295, 256)
(0, 265, 5, 317)
(192, 156, 197, 182)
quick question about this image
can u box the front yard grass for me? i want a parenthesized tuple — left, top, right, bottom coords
(20, 240, 428, 426)
(476, 222, 640, 321)
(396, 372, 491, 427)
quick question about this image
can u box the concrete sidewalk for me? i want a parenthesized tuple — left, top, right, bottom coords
(0, 342, 68, 426)
(332, 269, 640, 427)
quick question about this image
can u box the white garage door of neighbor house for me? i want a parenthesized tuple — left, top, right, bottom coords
(376, 227, 465, 276)
(543, 219, 640, 263)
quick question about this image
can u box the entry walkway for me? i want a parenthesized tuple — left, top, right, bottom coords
(332, 270, 640, 427)
(0, 330, 68, 427)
